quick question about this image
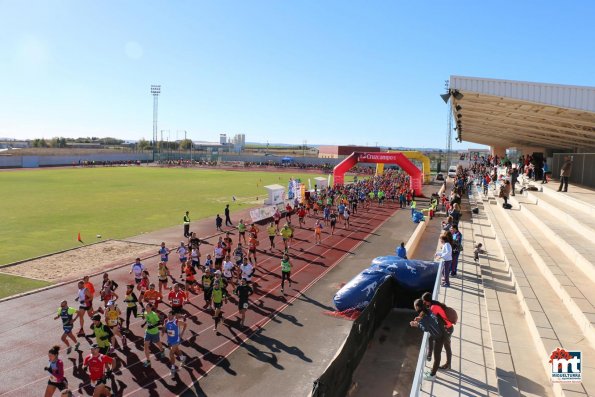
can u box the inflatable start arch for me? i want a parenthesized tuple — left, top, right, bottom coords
(376, 150, 431, 184)
(333, 152, 423, 195)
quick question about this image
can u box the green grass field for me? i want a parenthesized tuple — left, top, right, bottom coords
(0, 167, 329, 266)
(0, 273, 51, 299)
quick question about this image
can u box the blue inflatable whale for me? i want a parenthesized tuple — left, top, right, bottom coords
(333, 257, 439, 311)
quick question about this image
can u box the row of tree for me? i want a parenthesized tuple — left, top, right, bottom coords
(31, 137, 126, 148)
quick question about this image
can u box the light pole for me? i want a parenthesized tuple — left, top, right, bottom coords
(151, 85, 161, 162)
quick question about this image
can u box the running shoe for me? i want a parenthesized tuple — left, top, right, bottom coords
(75, 342, 81, 350)
(423, 371, 436, 381)
(170, 366, 177, 375)
(179, 355, 186, 362)
(158, 350, 165, 359)
(122, 335, 127, 348)
(66, 346, 72, 355)
(143, 360, 151, 367)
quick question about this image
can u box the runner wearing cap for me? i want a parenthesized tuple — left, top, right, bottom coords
(87, 314, 113, 355)
(233, 278, 253, 326)
(53, 300, 80, 354)
(104, 301, 126, 353)
(142, 303, 165, 367)
(82, 344, 113, 397)
(266, 222, 277, 251)
(162, 311, 187, 375)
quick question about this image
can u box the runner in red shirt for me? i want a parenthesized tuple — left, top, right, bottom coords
(297, 206, 307, 228)
(168, 283, 188, 315)
(82, 344, 114, 397)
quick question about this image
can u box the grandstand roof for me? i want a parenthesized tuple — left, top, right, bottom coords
(448, 76, 595, 149)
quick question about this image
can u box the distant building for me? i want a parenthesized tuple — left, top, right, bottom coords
(0, 140, 29, 149)
(317, 145, 381, 159)
(219, 134, 227, 145)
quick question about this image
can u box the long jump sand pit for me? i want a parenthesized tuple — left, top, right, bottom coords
(0, 240, 157, 282)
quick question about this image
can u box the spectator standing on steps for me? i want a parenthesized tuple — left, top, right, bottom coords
(224, 204, 233, 226)
(558, 156, 573, 192)
(500, 180, 511, 207)
(183, 211, 190, 238)
(509, 165, 519, 196)
(410, 298, 446, 381)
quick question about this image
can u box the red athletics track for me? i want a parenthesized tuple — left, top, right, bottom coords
(0, 202, 402, 396)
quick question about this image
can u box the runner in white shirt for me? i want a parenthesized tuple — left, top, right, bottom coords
(190, 247, 200, 271)
(240, 258, 254, 285)
(129, 258, 145, 284)
(177, 242, 188, 278)
(213, 245, 224, 270)
(222, 255, 235, 287)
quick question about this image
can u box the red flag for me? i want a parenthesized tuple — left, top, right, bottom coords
(78, 232, 83, 243)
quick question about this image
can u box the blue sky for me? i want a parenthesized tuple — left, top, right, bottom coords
(1, 1, 594, 149)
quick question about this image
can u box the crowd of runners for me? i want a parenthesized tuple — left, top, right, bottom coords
(44, 170, 417, 397)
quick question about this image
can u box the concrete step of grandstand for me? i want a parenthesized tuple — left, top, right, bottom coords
(520, 188, 595, 239)
(507, 194, 595, 285)
(471, 191, 554, 397)
(486, 198, 595, 397)
(502, 196, 595, 348)
(539, 179, 595, 215)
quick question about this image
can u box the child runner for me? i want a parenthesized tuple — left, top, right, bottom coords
(44, 345, 68, 396)
(54, 300, 80, 354)
(163, 311, 187, 375)
(280, 254, 292, 295)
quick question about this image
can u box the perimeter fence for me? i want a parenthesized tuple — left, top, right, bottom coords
(311, 277, 395, 397)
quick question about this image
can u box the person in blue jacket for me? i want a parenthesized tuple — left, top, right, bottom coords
(396, 242, 407, 259)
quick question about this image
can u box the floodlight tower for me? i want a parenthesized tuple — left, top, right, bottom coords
(151, 85, 161, 162)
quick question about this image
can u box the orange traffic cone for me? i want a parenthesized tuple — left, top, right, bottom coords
(78, 232, 83, 243)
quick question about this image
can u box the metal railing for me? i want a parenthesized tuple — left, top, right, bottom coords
(409, 261, 443, 397)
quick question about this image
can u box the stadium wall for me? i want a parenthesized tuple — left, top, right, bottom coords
(0, 153, 152, 168)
